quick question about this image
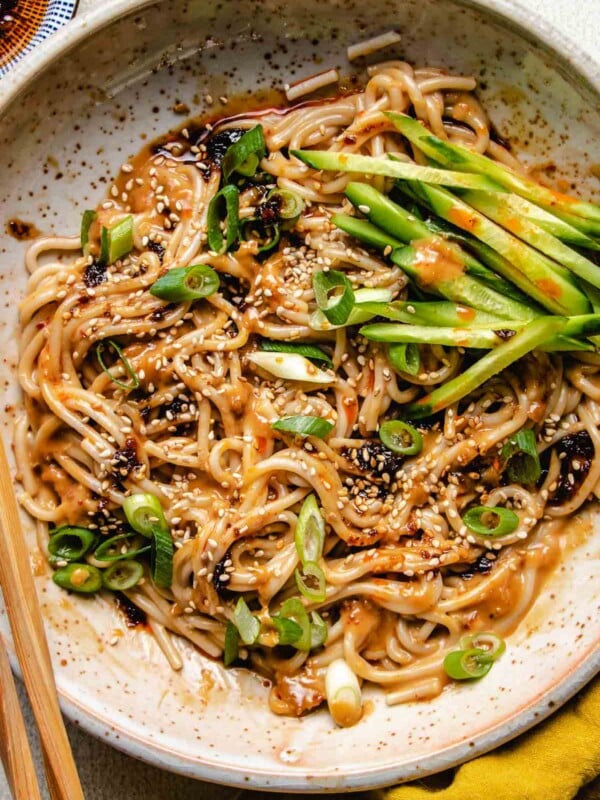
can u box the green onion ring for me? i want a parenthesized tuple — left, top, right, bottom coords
(294, 494, 325, 565)
(150, 264, 220, 302)
(52, 563, 102, 594)
(48, 526, 96, 564)
(102, 559, 144, 591)
(462, 506, 519, 537)
(295, 561, 327, 603)
(122, 493, 168, 538)
(379, 420, 423, 456)
(313, 270, 355, 325)
(459, 632, 506, 661)
(388, 343, 421, 376)
(443, 648, 494, 680)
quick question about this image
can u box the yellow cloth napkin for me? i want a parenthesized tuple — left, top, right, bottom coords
(373, 677, 600, 800)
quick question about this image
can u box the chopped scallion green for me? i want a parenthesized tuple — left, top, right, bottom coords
(271, 415, 334, 439)
(501, 429, 541, 484)
(150, 264, 219, 302)
(48, 526, 96, 564)
(96, 339, 140, 391)
(462, 506, 519, 537)
(313, 270, 355, 325)
(222, 125, 266, 183)
(100, 215, 134, 265)
(207, 185, 240, 254)
(52, 563, 102, 594)
(233, 597, 261, 645)
(379, 420, 423, 456)
(102, 559, 144, 591)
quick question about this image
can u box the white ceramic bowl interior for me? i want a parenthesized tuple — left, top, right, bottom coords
(0, 0, 599, 791)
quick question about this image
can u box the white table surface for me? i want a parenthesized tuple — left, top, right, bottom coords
(1, 1, 598, 798)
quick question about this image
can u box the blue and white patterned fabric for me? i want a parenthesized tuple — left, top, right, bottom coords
(0, 0, 77, 77)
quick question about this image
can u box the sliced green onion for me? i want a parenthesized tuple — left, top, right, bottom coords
(462, 506, 519, 537)
(379, 420, 423, 456)
(271, 415, 334, 439)
(295, 561, 327, 603)
(246, 351, 335, 384)
(48, 526, 95, 564)
(325, 658, 363, 727)
(276, 598, 312, 651)
(102, 559, 144, 591)
(308, 287, 394, 332)
(81, 209, 97, 254)
(501, 429, 541, 484)
(295, 494, 325, 565)
(388, 343, 420, 376)
(272, 615, 304, 645)
(459, 632, 506, 661)
(222, 125, 266, 183)
(52, 563, 102, 594)
(241, 217, 280, 254)
(258, 339, 333, 367)
(443, 648, 494, 680)
(93, 533, 151, 563)
(224, 620, 240, 666)
(267, 187, 305, 220)
(313, 270, 355, 325)
(122, 493, 168, 537)
(100, 215, 134, 265)
(207, 185, 240, 254)
(310, 611, 328, 649)
(150, 526, 173, 589)
(233, 597, 261, 645)
(149, 264, 219, 302)
(96, 339, 140, 391)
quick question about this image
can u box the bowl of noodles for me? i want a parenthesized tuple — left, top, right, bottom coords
(1, 0, 599, 791)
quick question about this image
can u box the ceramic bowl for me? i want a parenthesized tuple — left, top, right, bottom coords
(0, 0, 599, 791)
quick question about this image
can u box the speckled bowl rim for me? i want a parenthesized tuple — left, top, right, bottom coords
(1, 0, 599, 791)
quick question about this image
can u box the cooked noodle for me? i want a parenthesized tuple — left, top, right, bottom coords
(15, 59, 598, 720)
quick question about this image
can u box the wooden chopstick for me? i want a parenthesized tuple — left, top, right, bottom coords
(0, 435, 85, 800)
(0, 635, 43, 800)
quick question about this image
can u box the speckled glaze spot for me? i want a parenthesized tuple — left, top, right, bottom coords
(0, 0, 598, 792)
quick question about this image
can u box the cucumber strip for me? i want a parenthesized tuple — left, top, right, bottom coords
(500, 194, 600, 249)
(463, 190, 600, 289)
(386, 112, 600, 228)
(357, 300, 506, 327)
(331, 214, 404, 250)
(360, 319, 597, 352)
(292, 149, 503, 191)
(360, 322, 506, 348)
(409, 182, 590, 316)
(390, 245, 537, 320)
(347, 182, 535, 304)
(345, 182, 431, 241)
(404, 317, 567, 417)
